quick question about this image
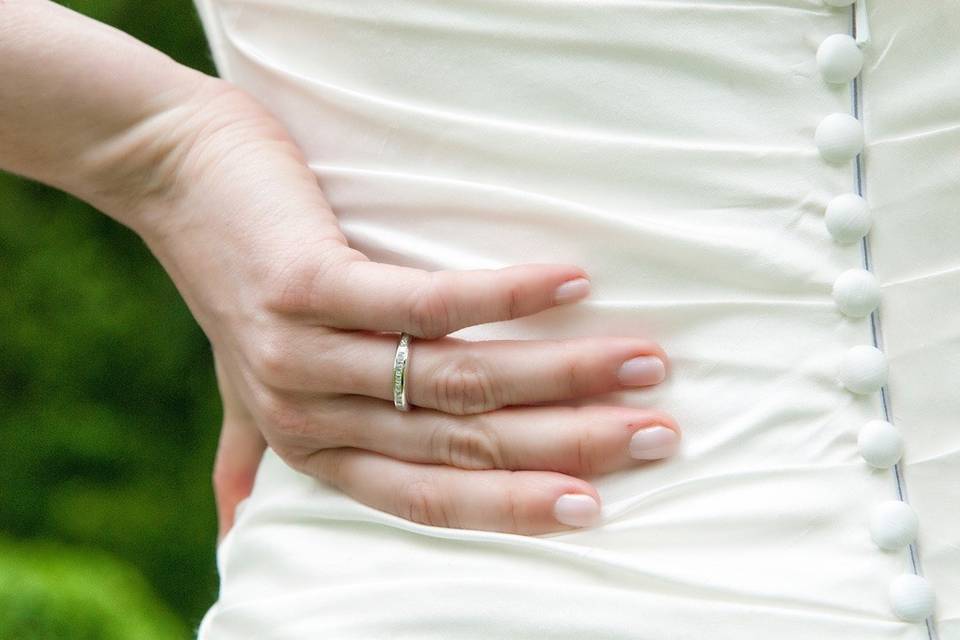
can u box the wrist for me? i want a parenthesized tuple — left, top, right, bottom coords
(83, 73, 231, 235)
(113, 77, 304, 248)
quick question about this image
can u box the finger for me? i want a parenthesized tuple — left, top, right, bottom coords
(212, 353, 267, 542)
(297, 397, 681, 477)
(287, 259, 592, 339)
(304, 447, 605, 534)
(252, 331, 668, 414)
(213, 416, 266, 542)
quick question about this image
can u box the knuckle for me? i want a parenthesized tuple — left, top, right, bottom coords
(264, 257, 320, 315)
(396, 477, 456, 528)
(249, 331, 293, 387)
(259, 392, 310, 439)
(571, 413, 600, 476)
(265, 249, 346, 316)
(543, 405, 600, 476)
(497, 477, 524, 533)
(407, 275, 453, 338)
(432, 417, 503, 469)
(307, 448, 345, 485)
(503, 280, 523, 320)
(556, 349, 588, 398)
(430, 354, 501, 414)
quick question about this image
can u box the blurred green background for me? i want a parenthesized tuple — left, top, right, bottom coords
(1, 1, 222, 637)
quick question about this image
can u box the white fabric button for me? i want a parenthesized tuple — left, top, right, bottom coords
(858, 419, 904, 468)
(815, 113, 864, 163)
(889, 574, 935, 622)
(832, 268, 880, 317)
(825, 193, 872, 243)
(817, 34, 863, 83)
(870, 501, 918, 550)
(839, 345, 888, 394)
(824, 0, 855, 6)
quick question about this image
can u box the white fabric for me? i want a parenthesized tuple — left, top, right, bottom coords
(190, 1, 959, 638)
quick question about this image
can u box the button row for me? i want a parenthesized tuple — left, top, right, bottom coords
(816, 8, 935, 624)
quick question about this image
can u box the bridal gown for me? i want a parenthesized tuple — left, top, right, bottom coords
(192, 1, 960, 638)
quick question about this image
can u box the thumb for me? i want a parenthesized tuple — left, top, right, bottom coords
(212, 353, 267, 543)
(213, 415, 266, 543)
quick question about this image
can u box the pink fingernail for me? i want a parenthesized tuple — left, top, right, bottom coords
(629, 425, 679, 460)
(553, 278, 591, 304)
(617, 355, 666, 386)
(553, 493, 601, 527)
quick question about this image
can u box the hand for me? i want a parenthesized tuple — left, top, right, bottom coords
(0, 3, 677, 541)
(130, 81, 681, 538)
(0, 4, 679, 539)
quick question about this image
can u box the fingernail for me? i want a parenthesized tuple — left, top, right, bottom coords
(553, 493, 601, 527)
(553, 278, 591, 304)
(617, 355, 666, 386)
(629, 425, 679, 460)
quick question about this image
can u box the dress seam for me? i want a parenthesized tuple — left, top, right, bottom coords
(851, 5, 937, 639)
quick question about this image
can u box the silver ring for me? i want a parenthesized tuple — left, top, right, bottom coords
(392, 332, 413, 411)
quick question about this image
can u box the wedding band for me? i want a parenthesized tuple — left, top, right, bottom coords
(393, 332, 413, 411)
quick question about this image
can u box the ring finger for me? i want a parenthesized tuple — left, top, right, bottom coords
(255, 331, 669, 414)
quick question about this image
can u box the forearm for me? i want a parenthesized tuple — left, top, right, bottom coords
(0, 0, 226, 230)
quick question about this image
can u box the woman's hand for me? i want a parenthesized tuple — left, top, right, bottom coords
(147, 82, 681, 539)
(0, 2, 680, 540)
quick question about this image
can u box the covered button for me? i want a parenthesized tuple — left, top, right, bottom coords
(889, 574, 935, 622)
(833, 268, 880, 317)
(858, 419, 904, 468)
(815, 113, 864, 163)
(825, 193, 872, 243)
(817, 34, 863, 84)
(870, 501, 918, 550)
(839, 345, 887, 394)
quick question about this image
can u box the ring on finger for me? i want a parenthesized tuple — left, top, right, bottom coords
(393, 332, 413, 411)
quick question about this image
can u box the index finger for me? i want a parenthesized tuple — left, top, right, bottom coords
(303, 259, 592, 338)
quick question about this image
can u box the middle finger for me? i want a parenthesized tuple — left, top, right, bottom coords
(305, 395, 681, 477)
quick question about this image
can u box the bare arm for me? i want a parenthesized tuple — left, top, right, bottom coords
(1, 0, 209, 222)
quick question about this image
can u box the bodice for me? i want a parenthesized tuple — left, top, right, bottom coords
(193, 1, 960, 637)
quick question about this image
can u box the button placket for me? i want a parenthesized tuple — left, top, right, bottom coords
(818, 0, 935, 624)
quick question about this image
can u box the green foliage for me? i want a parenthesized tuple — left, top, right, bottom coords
(0, 537, 187, 640)
(1, 0, 223, 633)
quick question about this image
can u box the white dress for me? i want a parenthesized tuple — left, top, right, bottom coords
(192, 1, 960, 638)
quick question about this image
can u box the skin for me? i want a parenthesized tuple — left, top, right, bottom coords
(1, 0, 681, 541)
